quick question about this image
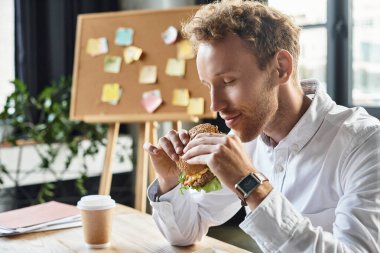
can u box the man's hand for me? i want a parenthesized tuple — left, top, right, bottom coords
(182, 133, 252, 190)
(143, 129, 190, 194)
(182, 133, 272, 209)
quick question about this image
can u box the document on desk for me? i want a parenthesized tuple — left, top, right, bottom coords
(0, 201, 81, 236)
(193, 248, 231, 253)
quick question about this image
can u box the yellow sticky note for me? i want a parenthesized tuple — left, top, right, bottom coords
(86, 39, 98, 55)
(86, 37, 108, 56)
(187, 97, 204, 115)
(123, 46, 143, 64)
(165, 58, 186, 77)
(176, 40, 195, 60)
(172, 89, 190, 106)
(101, 83, 122, 105)
(139, 65, 157, 84)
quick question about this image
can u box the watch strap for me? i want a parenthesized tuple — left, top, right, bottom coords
(235, 172, 268, 206)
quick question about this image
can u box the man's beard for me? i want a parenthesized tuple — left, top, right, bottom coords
(233, 74, 278, 143)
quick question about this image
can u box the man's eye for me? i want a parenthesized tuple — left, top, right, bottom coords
(223, 79, 235, 85)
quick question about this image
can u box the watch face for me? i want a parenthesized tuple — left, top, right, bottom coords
(238, 174, 259, 194)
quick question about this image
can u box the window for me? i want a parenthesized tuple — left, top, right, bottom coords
(351, 0, 380, 107)
(0, 0, 15, 112)
(269, 0, 380, 118)
(269, 0, 327, 91)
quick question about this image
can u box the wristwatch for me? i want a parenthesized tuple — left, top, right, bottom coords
(234, 172, 268, 206)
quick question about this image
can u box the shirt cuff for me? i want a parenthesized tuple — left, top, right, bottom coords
(239, 189, 304, 251)
(147, 179, 186, 204)
(147, 179, 161, 202)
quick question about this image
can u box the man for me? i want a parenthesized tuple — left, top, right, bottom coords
(143, 1, 380, 252)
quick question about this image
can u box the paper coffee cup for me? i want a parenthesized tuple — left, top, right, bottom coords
(77, 195, 116, 249)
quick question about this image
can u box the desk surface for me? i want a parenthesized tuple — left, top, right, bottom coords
(0, 204, 251, 253)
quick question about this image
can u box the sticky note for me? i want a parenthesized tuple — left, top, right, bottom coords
(187, 97, 204, 115)
(123, 46, 143, 64)
(139, 65, 157, 84)
(104, 55, 122, 73)
(161, 26, 178, 45)
(141, 89, 163, 113)
(86, 37, 108, 56)
(101, 83, 122, 105)
(165, 58, 186, 77)
(176, 40, 195, 60)
(172, 89, 190, 106)
(115, 28, 134, 46)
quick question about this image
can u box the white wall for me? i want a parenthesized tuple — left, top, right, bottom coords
(0, 136, 133, 188)
(119, 0, 195, 10)
(0, 0, 15, 112)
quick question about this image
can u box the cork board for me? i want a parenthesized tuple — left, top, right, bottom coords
(70, 6, 216, 123)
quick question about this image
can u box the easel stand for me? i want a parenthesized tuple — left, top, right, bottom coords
(135, 121, 182, 212)
(99, 122, 120, 195)
(70, 6, 216, 212)
(98, 121, 182, 213)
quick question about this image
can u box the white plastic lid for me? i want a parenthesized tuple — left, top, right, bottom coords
(77, 195, 116, 210)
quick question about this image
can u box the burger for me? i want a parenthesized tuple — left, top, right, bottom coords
(176, 123, 223, 193)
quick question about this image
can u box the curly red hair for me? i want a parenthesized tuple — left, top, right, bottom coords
(182, 0, 301, 81)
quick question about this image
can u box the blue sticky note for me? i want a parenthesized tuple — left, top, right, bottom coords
(115, 28, 134, 46)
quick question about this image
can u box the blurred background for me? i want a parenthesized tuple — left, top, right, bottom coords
(2, 0, 379, 118)
(0, 0, 379, 250)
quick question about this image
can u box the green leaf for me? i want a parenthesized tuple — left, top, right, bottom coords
(178, 173, 223, 194)
(76, 172, 88, 196)
(0, 163, 8, 185)
(196, 177, 223, 193)
(36, 183, 55, 203)
(0, 76, 107, 198)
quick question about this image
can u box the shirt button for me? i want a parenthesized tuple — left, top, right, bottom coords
(275, 165, 284, 172)
(291, 144, 299, 153)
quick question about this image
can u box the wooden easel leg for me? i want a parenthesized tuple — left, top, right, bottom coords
(173, 120, 182, 131)
(99, 122, 120, 195)
(148, 121, 159, 184)
(135, 121, 182, 212)
(135, 122, 151, 212)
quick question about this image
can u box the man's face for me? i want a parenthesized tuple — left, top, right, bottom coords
(196, 34, 278, 142)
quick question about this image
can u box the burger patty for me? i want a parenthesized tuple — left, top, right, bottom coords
(191, 170, 215, 187)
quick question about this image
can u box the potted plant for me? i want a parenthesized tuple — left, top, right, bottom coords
(0, 77, 107, 203)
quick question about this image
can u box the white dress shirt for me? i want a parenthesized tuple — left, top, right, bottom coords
(148, 80, 380, 253)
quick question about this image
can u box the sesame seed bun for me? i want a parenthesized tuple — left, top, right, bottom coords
(176, 123, 219, 176)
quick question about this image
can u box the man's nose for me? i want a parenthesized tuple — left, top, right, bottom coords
(209, 87, 227, 112)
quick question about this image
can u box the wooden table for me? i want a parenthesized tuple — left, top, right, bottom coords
(0, 204, 251, 253)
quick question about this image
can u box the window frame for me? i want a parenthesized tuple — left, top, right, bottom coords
(331, 0, 380, 118)
(270, 0, 380, 119)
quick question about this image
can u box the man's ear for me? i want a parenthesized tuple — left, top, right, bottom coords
(275, 50, 293, 84)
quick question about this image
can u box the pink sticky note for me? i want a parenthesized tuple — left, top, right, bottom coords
(141, 90, 163, 113)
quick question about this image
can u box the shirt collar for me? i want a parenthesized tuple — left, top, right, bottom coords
(261, 79, 335, 152)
